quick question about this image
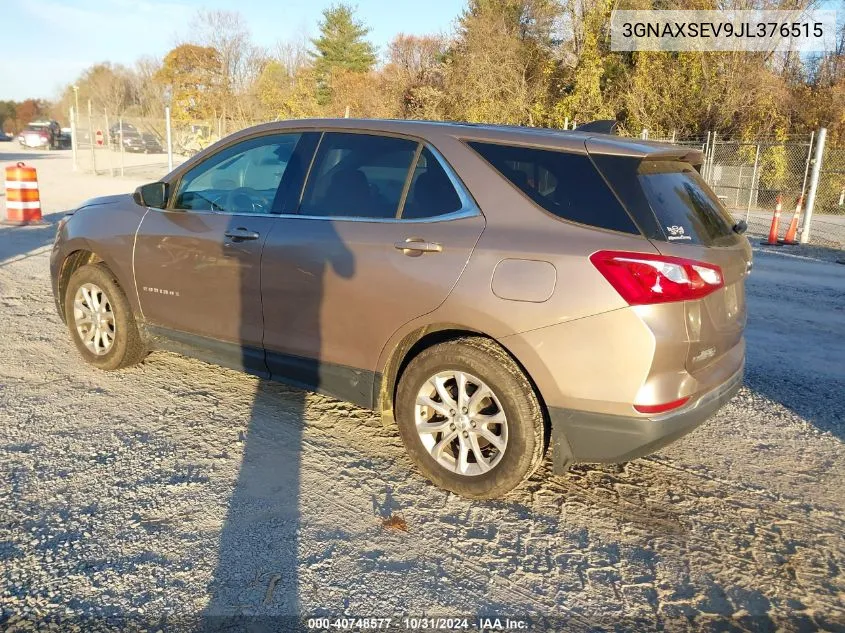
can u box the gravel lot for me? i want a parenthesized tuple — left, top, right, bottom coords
(1, 150, 844, 632)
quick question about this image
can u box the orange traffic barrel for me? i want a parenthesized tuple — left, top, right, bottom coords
(3, 162, 43, 225)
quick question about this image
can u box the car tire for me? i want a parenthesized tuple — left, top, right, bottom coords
(64, 263, 147, 370)
(395, 337, 547, 499)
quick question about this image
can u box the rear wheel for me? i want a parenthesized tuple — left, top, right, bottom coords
(64, 263, 146, 370)
(395, 337, 547, 499)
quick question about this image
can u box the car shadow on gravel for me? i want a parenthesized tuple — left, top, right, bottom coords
(202, 215, 354, 632)
(202, 384, 308, 632)
(0, 212, 65, 265)
(743, 367, 845, 441)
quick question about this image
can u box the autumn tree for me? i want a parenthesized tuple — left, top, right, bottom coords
(155, 44, 224, 120)
(255, 61, 322, 119)
(15, 100, 48, 128)
(442, 0, 559, 124)
(327, 70, 393, 118)
(382, 34, 448, 118)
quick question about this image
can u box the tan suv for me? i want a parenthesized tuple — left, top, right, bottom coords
(50, 119, 751, 498)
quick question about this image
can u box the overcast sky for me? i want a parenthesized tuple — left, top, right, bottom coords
(0, 0, 466, 101)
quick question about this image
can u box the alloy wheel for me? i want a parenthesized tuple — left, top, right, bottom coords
(73, 283, 116, 356)
(414, 370, 508, 476)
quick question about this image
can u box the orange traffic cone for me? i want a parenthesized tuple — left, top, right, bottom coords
(780, 195, 803, 245)
(762, 194, 783, 245)
(3, 162, 43, 225)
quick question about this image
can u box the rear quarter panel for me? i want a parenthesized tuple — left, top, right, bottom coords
(374, 132, 663, 406)
(406, 131, 661, 338)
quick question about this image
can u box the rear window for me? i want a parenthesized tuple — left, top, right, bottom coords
(638, 161, 736, 245)
(467, 141, 639, 234)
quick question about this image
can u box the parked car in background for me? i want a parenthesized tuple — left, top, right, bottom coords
(18, 120, 62, 149)
(0, 131, 12, 142)
(109, 123, 162, 153)
(108, 122, 137, 143)
(50, 119, 751, 499)
(116, 131, 163, 154)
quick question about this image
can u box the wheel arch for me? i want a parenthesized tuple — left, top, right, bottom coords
(56, 249, 104, 322)
(55, 228, 141, 324)
(375, 324, 551, 449)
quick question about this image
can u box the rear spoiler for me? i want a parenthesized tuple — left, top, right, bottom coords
(573, 119, 704, 168)
(584, 135, 704, 168)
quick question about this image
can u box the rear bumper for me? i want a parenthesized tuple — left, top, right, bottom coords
(549, 363, 744, 472)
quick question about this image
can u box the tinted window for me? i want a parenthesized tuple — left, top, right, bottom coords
(467, 141, 639, 234)
(638, 161, 736, 245)
(299, 133, 417, 219)
(401, 148, 463, 219)
(174, 133, 302, 214)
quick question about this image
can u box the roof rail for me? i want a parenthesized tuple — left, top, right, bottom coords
(574, 120, 618, 135)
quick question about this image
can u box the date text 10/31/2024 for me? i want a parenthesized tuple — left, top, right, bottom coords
(307, 617, 529, 630)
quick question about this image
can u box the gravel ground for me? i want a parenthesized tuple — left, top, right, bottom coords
(1, 151, 844, 632)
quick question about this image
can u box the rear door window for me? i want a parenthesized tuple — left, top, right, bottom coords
(637, 160, 736, 245)
(299, 133, 417, 219)
(401, 148, 463, 219)
(466, 141, 639, 234)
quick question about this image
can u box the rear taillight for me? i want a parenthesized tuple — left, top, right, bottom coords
(590, 250, 723, 305)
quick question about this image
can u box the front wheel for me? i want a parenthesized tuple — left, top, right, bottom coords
(64, 263, 147, 370)
(395, 337, 547, 499)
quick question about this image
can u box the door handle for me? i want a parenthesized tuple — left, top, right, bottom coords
(224, 228, 260, 242)
(394, 238, 443, 257)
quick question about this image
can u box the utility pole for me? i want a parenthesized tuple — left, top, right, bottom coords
(70, 107, 78, 172)
(165, 107, 173, 173)
(88, 100, 96, 175)
(800, 127, 827, 244)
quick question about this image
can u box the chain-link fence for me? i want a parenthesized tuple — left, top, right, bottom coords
(166, 116, 265, 159)
(70, 109, 176, 181)
(808, 144, 845, 248)
(707, 138, 814, 237)
(69, 107, 272, 182)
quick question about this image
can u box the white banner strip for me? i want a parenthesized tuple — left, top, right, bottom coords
(611, 10, 838, 52)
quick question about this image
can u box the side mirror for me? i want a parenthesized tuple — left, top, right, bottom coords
(133, 182, 168, 209)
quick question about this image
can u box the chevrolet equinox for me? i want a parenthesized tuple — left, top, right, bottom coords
(50, 119, 751, 498)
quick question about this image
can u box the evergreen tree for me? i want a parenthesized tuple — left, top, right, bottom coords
(310, 3, 377, 102)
